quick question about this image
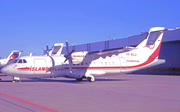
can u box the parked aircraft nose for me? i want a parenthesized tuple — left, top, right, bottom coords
(1, 66, 9, 74)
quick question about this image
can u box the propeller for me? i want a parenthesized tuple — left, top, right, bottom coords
(64, 40, 75, 73)
(46, 44, 49, 56)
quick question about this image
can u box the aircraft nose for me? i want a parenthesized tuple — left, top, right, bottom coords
(1, 66, 9, 74)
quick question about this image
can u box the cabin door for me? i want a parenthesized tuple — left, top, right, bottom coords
(33, 59, 47, 74)
(119, 57, 127, 73)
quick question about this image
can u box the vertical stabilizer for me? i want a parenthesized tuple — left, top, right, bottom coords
(136, 27, 165, 48)
(4, 51, 21, 66)
(7, 51, 21, 60)
(146, 27, 165, 59)
(49, 43, 64, 56)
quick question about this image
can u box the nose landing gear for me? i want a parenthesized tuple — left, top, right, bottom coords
(13, 77, 21, 83)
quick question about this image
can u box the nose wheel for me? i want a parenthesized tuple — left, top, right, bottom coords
(13, 77, 21, 83)
(12, 80, 21, 83)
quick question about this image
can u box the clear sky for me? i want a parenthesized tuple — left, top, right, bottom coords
(0, 0, 179, 58)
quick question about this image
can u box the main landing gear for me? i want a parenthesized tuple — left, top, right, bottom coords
(87, 76, 95, 82)
(76, 78, 83, 81)
(86, 74, 95, 82)
(76, 75, 95, 82)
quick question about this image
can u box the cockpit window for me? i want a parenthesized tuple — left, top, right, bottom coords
(18, 59, 23, 63)
(12, 59, 27, 63)
(23, 59, 27, 63)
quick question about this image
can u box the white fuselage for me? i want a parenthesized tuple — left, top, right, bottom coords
(1, 45, 163, 79)
(1, 27, 166, 82)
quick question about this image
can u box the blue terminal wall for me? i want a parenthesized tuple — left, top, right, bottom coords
(132, 28, 180, 75)
(62, 33, 148, 54)
(62, 28, 180, 75)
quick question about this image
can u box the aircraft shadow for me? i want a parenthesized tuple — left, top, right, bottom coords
(0, 78, 130, 83)
(0, 75, 7, 76)
(95, 78, 130, 82)
(0, 78, 83, 84)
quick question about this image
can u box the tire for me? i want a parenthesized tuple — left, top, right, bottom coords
(87, 77, 95, 82)
(76, 78, 83, 81)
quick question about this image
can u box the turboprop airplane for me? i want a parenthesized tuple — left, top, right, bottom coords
(1, 27, 167, 82)
(0, 50, 21, 70)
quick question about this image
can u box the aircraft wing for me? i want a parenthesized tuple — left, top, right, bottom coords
(88, 47, 136, 55)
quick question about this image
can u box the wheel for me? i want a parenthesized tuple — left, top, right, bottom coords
(13, 77, 20, 83)
(76, 78, 83, 81)
(87, 77, 95, 82)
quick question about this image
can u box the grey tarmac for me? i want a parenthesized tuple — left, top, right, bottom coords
(0, 74, 180, 112)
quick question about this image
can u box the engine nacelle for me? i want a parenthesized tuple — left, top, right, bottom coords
(71, 52, 89, 64)
(65, 70, 85, 79)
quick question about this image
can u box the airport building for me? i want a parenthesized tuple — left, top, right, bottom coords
(59, 27, 180, 75)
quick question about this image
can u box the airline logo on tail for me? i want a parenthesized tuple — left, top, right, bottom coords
(9, 53, 20, 59)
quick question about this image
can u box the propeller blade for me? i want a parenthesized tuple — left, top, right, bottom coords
(46, 44, 49, 56)
(63, 58, 68, 63)
(64, 40, 75, 73)
(66, 40, 70, 54)
(64, 49, 75, 58)
(69, 49, 75, 55)
(68, 58, 73, 73)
